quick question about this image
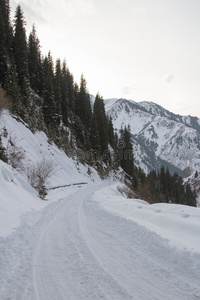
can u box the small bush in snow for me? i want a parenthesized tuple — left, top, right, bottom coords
(7, 138, 25, 171)
(27, 160, 54, 199)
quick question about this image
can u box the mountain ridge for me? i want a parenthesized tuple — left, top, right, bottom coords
(105, 98, 200, 176)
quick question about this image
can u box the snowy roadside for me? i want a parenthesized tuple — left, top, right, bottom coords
(94, 183, 200, 253)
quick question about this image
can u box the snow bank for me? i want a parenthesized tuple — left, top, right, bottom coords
(94, 184, 200, 253)
(0, 160, 46, 237)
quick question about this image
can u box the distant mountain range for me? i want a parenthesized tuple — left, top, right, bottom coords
(104, 98, 200, 177)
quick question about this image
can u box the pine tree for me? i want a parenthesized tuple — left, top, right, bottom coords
(64, 64, 75, 115)
(0, 0, 13, 87)
(61, 60, 69, 125)
(90, 113, 100, 154)
(120, 125, 134, 176)
(75, 74, 92, 129)
(54, 58, 62, 127)
(4, 61, 20, 111)
(93, 93, 108, 156)
(185, 183, 196, 207)
(28, 25, 42, 94)
(108, 116, 115, 149)
(73, 115, 87, 149)
(13, 5, 29, 95)
(42, 52, 56, 130)
(160, 165, 165, 192)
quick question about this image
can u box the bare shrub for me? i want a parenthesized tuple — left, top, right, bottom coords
(7, 139, 25, 171)
(117, 185, 135, 199)
(0, 88, 13, 113)
(27, 160, 54, 199)
(0, 136, 8, 163)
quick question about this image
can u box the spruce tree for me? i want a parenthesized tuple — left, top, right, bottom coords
(54, 58, 62, 127)
(13, 5, 29, 95)
(42, 52, 56, 130)
(108, 115, 115, 149)
(93, 93, 108, 156)
(90, 113, 101, 154)
(120, 125, 134, 176)
(63, 63, 75, 115)
(75, 74, 92, 129)
(185, 183, 196, 207)
(61, 60, 69, 125)
(4, 61, 20, 111)
(28, 25, 42, 94)
(0, 0, 13, 87)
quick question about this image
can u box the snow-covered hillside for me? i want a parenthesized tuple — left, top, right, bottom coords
(0, 110, 99, 236)
(105, 98, 200, 176)
(1, 110, 200, 299)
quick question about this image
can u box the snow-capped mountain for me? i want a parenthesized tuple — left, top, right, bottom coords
(105, 98, 200, 176)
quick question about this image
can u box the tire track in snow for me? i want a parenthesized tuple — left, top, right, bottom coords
(1, 183, 200, 299)
(32, 184, 134, 299)
(78, 193, 200, 300)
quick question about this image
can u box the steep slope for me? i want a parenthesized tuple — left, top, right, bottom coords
(0, 110, 97, 189)
(105, 98, 200, 176)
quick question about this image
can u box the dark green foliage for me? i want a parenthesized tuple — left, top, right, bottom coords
(75, 74, 92, 129)
(61, 60, 69, 125)
(0, 0, 13, 87)
(4, 60, 20, 109)
(185, 183, 196, 207)
(54, 58, 62, 126)
(73, 115, 87, 149)
(42, 52, 57, 129)
(93, 93, 108, 156)
(90, 113, 100, 153)
(119, 125, 134, 176)
(13, 5, 29, 95)
(0, 1, 20, 107)
(108, 116, 115, 149)
(146, 166, 197, 206)
(28, 25, 42, 95)
(138, 167, 146, 184)
(62, 61, 74, 116)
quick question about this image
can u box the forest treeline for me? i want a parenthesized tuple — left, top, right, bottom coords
(0, 1, 196, 206)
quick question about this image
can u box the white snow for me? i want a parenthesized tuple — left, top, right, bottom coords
(0, 159, 46, 237)
(0, 110, 200, 299)
(94, 184, 200, 253)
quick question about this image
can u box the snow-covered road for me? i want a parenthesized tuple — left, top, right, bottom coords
(1, 184, 200, 300)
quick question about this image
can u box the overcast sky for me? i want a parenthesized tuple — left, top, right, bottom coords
(10, 0, 200, 117)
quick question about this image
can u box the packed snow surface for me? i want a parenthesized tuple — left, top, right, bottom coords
(1, 110, 200, 299)
(0, 181, 200, 299)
